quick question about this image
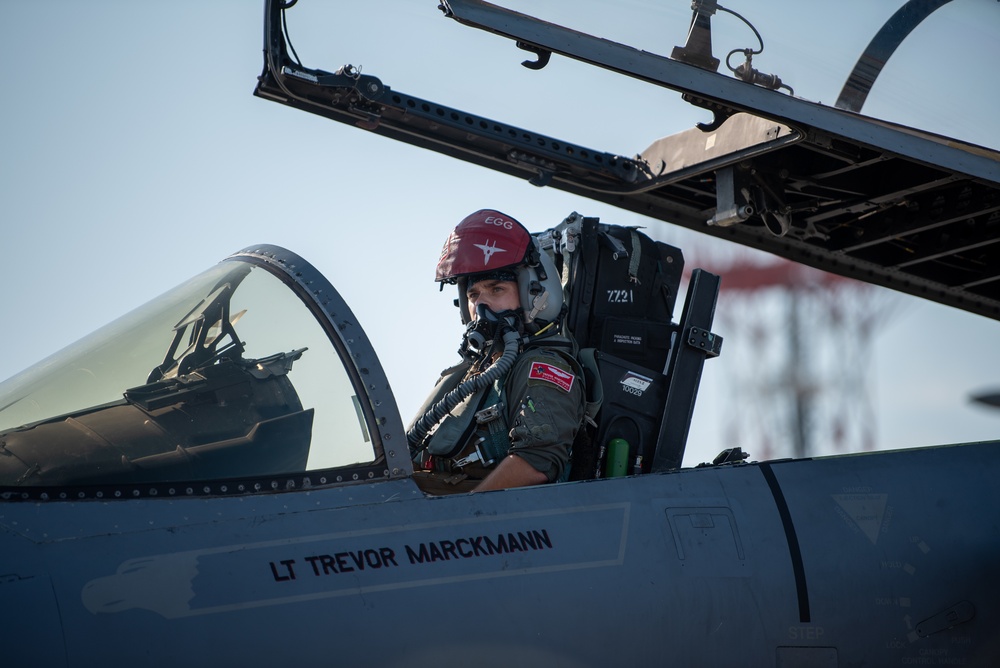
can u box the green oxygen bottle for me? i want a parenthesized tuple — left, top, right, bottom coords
(604, 438, 630, 478)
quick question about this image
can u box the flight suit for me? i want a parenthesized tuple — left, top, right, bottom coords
(411, 345, 585, 493)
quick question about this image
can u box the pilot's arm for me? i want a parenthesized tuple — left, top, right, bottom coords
(474, 454, 548, 491)
(474, 348, 584, 491)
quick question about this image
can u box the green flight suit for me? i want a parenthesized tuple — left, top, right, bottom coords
(411, 344, 585, 487)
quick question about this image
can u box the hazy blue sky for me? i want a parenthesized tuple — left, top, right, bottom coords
(3, 0, 998, 466)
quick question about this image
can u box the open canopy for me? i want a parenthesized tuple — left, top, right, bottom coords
(254, 0, 1000, 321)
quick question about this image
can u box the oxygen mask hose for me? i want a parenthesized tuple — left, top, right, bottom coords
(407, 309, 522, 454)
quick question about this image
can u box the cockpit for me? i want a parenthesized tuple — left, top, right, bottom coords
(0, 246, 396, 489)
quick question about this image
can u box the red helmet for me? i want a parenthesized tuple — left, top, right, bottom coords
(436, 209, 564, 330)
(435, 210, 533, 282)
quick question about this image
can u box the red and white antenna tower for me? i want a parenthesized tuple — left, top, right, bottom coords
(699, 253, 896, 460)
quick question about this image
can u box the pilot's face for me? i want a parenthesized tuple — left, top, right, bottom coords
(466, 279, 519, 320)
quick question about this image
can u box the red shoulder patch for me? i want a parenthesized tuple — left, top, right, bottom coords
(528, 361, 575, 392)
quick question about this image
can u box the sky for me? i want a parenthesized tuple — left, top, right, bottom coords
(2, 0, 999, 467)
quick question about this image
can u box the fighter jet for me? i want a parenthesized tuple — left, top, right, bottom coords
(2, 1, 998, 665)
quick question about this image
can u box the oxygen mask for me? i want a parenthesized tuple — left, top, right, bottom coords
(459, 304, 520, 361)
(410, 304, 524, 452)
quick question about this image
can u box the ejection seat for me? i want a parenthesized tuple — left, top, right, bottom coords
(544, 214, 722, 480)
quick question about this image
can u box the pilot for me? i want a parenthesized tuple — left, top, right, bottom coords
(407, 209, 586, 494)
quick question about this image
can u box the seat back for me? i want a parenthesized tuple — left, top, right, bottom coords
(539, 213, 688, 479)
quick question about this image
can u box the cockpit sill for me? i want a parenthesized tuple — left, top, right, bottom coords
(0, 464, 396, 503)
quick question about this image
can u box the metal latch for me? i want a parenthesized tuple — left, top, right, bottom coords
(685, 326, 723, 358)
(452, 437, 494, 468)
(475, 405, 502, 424)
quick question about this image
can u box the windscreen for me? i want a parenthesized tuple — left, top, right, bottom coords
(0, 258, 375, 486)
